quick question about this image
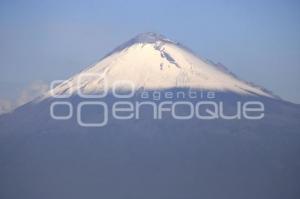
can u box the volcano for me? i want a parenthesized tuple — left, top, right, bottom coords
(44, 32, 273, 98)
(0, 32, 300, 199)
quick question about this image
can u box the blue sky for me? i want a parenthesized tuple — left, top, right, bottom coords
(0, 0, 300, 103)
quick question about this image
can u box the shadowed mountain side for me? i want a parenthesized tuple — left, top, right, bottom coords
(0, 90, 300, 199)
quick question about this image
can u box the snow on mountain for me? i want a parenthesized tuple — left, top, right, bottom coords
(44, 32, 274, 99)
(1, 33, 300, 199)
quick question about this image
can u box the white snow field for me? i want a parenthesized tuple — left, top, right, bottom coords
(45, 32, 274, 99)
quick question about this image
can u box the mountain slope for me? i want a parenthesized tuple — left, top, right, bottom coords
(44, 32, 274, 99)
(0, 32, 299, 199)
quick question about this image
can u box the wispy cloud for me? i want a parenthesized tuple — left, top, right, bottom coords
(16, 81, 49, 107)
(0, 81, 49, 115)
(0, 99, 13, 115)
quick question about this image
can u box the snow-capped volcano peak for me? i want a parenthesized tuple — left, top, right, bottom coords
(46, 32, 274, 98)
(130, 32, 175, 44)
(103, 32, 178, 58)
